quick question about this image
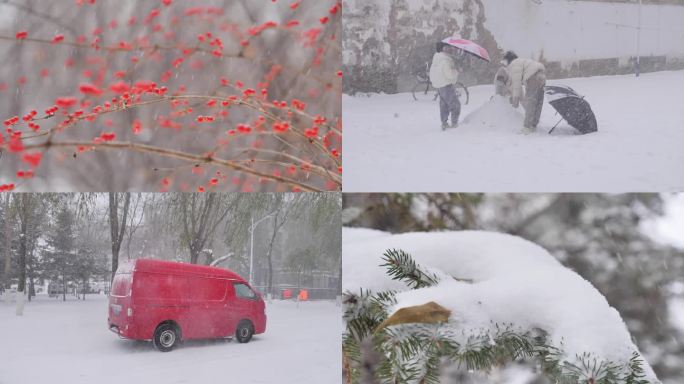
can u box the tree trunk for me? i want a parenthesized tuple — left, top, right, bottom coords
(109, 194, 119, 282)
(180, 193, 234, 265)
(337, 262, 343, 295)
(15, 290, 25, 316)
(264, 214, 279, 297)
(125, 194, 146, 260)
(28, 277, 35, 301)
(27, 243, 35, 301)
(16, 195, 29, 316)
(2, 194, 12, 291)
(62, 273, 66, 302)
(189, 242, 200, 264)
(109, 193, 131, 282)
(267, 253, 273, 297)
(17, 201, 27, 294)
(266, 227, 276, 297)
(27, 261, 34, 302)
(265, 208, 289, 298)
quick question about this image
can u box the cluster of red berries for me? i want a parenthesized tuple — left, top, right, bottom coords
(196, 116, 215, 123)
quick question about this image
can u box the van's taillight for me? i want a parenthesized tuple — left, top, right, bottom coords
(127, 308, 133, 317)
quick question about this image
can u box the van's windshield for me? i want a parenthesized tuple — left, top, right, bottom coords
(111, 273, 132, 297)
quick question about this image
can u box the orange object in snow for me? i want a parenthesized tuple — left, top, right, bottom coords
(298, 289, 308, 301)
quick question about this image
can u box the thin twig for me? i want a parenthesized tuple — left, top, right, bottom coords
(21, 140, 325, 192)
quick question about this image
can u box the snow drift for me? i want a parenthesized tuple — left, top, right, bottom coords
(343, 227, 659, 381)
(461, 95, 524, 130)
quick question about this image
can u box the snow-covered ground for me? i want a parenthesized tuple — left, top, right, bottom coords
(343, 70, 684, 192)
(0, 294, 341, 384)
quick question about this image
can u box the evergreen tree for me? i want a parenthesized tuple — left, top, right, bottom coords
(73, 248, 97, 300)
(44, 207, 77, 301)
(286, 248, 318, 291)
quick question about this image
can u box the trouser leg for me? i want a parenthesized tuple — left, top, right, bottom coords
(438, 87, 449, 124)
(438, 85, 460, 124)
(451, 92, 461, 125)
(524, 72, 546, 128)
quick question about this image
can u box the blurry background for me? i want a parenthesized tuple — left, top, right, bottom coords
(0, 0, 341, 191)
(343, 193, 684, 383)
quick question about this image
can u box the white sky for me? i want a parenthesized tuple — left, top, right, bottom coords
(643, 193, 684, 249)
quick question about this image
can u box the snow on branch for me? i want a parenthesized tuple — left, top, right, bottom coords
(342, 228, 660, 384)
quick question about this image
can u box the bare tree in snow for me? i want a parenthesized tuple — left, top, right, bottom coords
(108, 192, 131, 281)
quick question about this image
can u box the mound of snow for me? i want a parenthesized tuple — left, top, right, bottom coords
(461, 95, 524, 130)
(343, 228, 659, 381)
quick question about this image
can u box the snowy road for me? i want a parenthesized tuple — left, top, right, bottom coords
(343, 70, 684, 192)
(0, 294, 341, 384)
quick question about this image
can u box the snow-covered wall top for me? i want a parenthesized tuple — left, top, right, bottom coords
(483, 0, 684, 63)
(343, 0, 684, 93)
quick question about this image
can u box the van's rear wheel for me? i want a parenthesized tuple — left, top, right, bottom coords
(235, 320, 254, 343)
(153, 324, 179, 352)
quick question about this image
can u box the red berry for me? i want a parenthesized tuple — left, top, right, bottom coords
(21, 152, 42, 167)
(132, 120, 142, 135)
(109, 81, 130, 94)
(79, 83, 103, 96)
(55, 97, 78, 108)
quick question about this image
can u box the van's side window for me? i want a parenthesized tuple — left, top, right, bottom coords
(234, 283, 257, 300)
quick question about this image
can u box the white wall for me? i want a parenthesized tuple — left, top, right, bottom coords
(483, 0, 684, 65)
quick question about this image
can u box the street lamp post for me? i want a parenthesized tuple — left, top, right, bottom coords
(605, 0, 648, 78)
(636, 0, 642, 77)
(248, 211, 276, 287)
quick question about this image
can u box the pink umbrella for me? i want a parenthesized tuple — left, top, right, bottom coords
(441, 37, 490, 62)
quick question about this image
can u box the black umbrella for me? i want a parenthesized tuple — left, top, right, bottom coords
(544, 85, 598, 135)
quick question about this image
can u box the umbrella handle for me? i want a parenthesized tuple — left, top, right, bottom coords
(548, 116, 564, 134)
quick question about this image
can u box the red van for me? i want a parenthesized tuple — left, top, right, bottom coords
(108, 259, 266, 352)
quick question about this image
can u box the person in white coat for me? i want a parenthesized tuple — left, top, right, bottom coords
(502, 51, 546, 131)
(429, 42, 461, 130)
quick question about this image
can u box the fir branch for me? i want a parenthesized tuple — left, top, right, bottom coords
(342, 333, 361, 384)
(624, 351, 651, 384)
(344, 289, 396, 342)
(380, 249, 440, 289)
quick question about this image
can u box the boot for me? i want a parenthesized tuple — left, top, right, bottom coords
(521, 125, 536, 135)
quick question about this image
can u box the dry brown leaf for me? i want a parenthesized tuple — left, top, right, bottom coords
(375, 301, 451, 333)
